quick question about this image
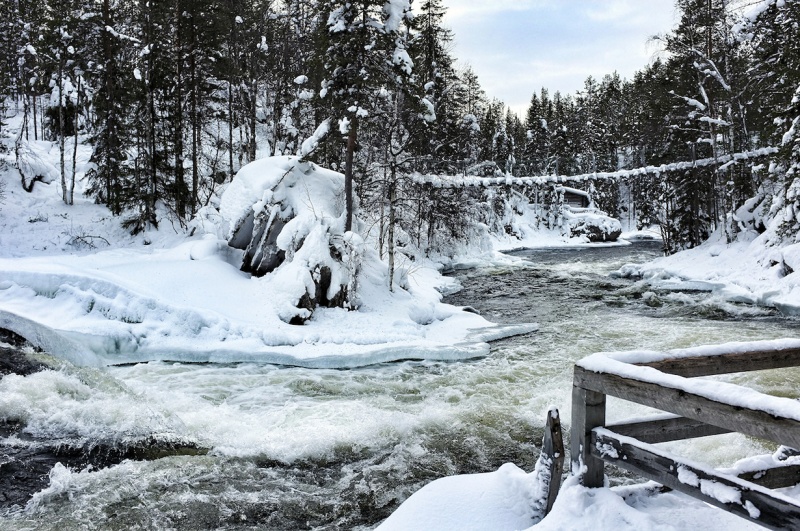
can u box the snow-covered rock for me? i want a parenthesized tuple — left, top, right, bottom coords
(15, 139, 60, 192)
(219, 156, 360, 324)
(566, 208, 623, 243)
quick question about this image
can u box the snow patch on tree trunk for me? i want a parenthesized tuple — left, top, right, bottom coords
(218, 156, 361, 324)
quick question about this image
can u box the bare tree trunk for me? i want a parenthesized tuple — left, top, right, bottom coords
(227, 10, 239, 179)
(32, 93, 37, 140)
(69, 75, 80, 205)
(228, 81, 235, 180)
(22, 93, 29, 141)
(147, 65, 157, 225)
(378, 166, 386, 260)
(58, 58, 67, 204)
(190, 18, 199, 216)
(101, 0, 116, 210)
(344, 121, 357, 233)
(174, 0, 186, 220)
(248, 81, 257, 162)
(387, 169, 396, 292)
(192, 92, 199, 216)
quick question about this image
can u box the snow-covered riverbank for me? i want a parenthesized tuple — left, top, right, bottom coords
(0, 151, 538, 368)
(614, 228, 800, 317)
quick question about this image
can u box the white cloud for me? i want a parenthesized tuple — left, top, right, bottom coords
(584, 0, 637, 22)
(441, 0, 678, 116)
(444, 0, 550, 19)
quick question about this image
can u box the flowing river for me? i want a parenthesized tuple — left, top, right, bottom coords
(2, 241, 799, 530)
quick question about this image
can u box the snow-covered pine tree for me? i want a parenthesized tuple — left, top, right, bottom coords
(589, 74, 625, 216)
(661, 0, 749, 251)
(504, 109, 525, 176)
(123, 0, 176, 233)
(321, 0, 414, 232)
(183, 0, 226, 216)
(86, 0, 135, 216)
(549, 91, 578, 176)
(575, 76, 603, 174)
(408, 0, 463, 173)
(457, 66, 487, 169)
(616, 60, 674, 230)
(217, 0, 271, 174)
(523, 89, 552, 175)
(478, 99, 506, 170)
(267, 0, 319, 158)
(744, 0, 800, 243)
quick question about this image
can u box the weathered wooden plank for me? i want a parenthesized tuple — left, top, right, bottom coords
(542, 409, 565, 514)
(570, 385, 606, 488)
(607, 415, 731, 444)
(592, 429, 800, 530)
(639, 348, 800, 377)
(738, 464, 800, 490)
(574, 366, 800, 448)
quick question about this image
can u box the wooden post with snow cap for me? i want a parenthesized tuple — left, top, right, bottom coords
(570, 384, 606, 488)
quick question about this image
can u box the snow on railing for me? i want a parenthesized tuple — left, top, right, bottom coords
(570, 338, 800, 529)
(410, 147, 779, 189)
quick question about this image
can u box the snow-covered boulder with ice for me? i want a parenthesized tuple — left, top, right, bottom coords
(219, 156, 361, 324)
(565, 208, 622, 242)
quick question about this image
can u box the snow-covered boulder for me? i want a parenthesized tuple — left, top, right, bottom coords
(565, 209, 622, 242)
(219, 156, 361, 324)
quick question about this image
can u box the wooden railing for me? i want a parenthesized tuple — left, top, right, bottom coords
(570, 339, 800, 530)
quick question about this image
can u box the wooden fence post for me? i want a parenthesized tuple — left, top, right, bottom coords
(543, 408, 565, 514)
(571, 384, 606, 487)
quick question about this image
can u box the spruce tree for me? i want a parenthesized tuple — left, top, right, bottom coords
(661, 0, 738, 251)
(409, 0, 461, 172)
(746, 0, 800, 243)
(321, 0, 414, 232)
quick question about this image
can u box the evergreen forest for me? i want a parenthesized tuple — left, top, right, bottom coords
(1, 0, 799, 256)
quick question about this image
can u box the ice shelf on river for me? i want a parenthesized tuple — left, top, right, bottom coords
(0, 241, 536, 368)
(0, 155, 536, 368)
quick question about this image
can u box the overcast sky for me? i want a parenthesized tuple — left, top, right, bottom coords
(441, 0, 680, 117)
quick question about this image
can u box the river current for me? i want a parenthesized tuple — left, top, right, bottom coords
(1, 241, 798, 530)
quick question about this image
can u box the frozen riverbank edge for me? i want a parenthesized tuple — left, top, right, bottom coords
(612, 229, 800, 317)
(0, 152, 543, 369)
(0, 250, 538, 369)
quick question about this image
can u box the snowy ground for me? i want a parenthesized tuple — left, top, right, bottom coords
(378, 468, 793, 531)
